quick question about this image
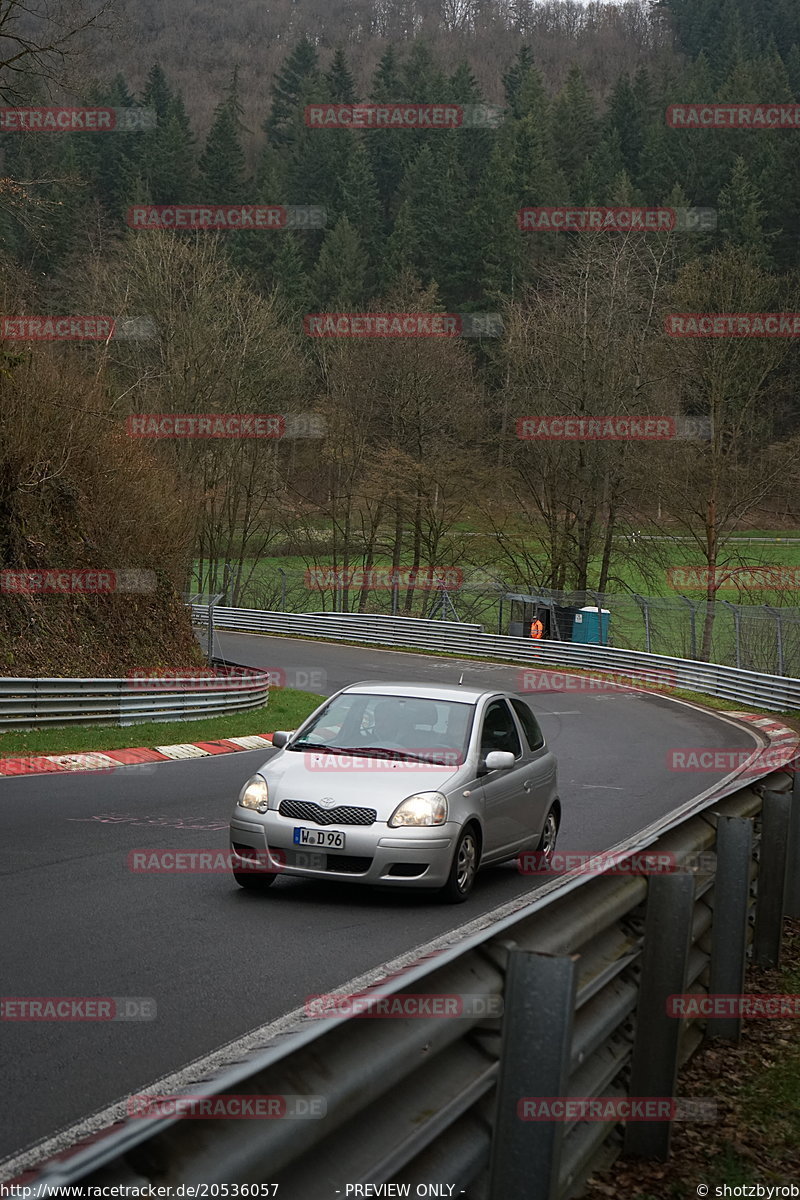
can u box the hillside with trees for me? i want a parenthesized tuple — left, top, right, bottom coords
(1, 0, 800, 669)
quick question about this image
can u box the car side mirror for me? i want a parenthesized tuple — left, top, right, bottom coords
(271, 731, 292, 749)
(484, 750, 515, 771)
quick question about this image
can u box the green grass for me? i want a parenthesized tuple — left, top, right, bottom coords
(0, 689, 322, 758)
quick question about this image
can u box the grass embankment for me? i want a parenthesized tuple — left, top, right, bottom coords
(0, 689, 322, 758)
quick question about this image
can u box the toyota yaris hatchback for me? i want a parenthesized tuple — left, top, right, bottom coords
(230, 681, 560, 902)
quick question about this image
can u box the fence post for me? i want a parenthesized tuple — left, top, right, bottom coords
(489, 951, 578, 1200)
(279, 568, 287, 612)
(721, 600, 740, 669)
(765, 606, 785, 677)
(753, 787, 792, 967)
(624, 872, 695, 1160)
(679, 595, 697, 660)
(634, 594, 651, 654)
(706, 815, 753, 1041)
(207, 597, 214, 665)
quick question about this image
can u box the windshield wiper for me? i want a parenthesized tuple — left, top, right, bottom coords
(288, 742, 347, 754)
(335, 746, 451, 764)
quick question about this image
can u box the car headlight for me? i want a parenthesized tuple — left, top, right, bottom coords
(388, 791, 447, 828)
(238, 775, 269, 814)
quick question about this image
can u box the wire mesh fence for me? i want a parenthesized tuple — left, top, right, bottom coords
(193, 566, 800, 677)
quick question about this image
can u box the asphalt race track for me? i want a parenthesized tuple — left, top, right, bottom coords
(0, 633, 759, 1172)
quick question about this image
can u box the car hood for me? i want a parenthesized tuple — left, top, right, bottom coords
(260, 750, 463, 818)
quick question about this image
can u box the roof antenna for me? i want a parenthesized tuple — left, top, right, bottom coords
(458, 672, 464, 685)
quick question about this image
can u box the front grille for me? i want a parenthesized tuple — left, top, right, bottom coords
(279, 799, 377, 826)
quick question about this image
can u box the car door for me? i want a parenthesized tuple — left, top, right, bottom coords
(475, 697, 526, 859)
(508, 697, 558, 848)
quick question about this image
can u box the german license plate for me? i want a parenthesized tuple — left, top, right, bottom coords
(293, 827, 346, 849)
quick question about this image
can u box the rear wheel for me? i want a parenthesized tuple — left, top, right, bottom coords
(438, 824, 480, 904)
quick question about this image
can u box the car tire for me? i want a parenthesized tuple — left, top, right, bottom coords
(233, 869, 277, 891)
(534, 806, 559, 865)
(438, 824, 480, 904)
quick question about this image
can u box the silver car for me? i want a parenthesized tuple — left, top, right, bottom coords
(229, 681, 560, 902)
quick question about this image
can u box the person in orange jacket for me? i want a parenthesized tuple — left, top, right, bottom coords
(530, 616, 544, 639)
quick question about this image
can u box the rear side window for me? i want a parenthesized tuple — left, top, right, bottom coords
(511, 699, 545, 751)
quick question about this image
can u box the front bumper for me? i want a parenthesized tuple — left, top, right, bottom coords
(230, 812, 458, 888)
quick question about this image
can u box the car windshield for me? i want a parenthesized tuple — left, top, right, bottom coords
(289, 692, 475, 765)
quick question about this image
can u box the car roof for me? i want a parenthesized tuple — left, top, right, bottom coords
(340, 680, 495, 704)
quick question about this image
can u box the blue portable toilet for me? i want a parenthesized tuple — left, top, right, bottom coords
(571, 605, 610, 645)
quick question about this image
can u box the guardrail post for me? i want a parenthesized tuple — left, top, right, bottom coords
(753, 788, 792, 967)
(706, 816, 753, 1041)
(786, 765, 800, 919)
(489, 951, 578, 1200)
(624, 872, 695, 1161)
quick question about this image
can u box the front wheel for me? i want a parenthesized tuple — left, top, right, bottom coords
(438, 825, 480, 904)
(535, 806, 559, 865)
(233, 868, 277, 891)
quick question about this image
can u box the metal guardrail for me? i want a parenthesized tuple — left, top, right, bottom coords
(22, 760, 799, 1197)
(195, 606, 800, 712)
(0, 661, 269, 729)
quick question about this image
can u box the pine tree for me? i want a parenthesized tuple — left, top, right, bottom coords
(588, 130, 627, 202)
(140, 71, 196, 203)
(402, 43, 446, 100)
(273, 233, 312, 319)
(266, 37, 320, 146)
(325, 48, 356, 103)
(371, 47, 402, 100)
(717, 156, 773, 266)
(199, 97, 247, 202)
(81, 74, 145, 218)
(503, 46, 536, 119)
(341, 139, 384, 293)
(142, 63, 173, 122)
(366, 49, 414, 224)
(312, 216, 368, 308)
(550, 66, 599, 193)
